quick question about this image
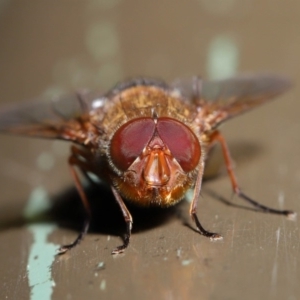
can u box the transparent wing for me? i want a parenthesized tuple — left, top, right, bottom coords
(171, 74, 292, 128)
(0, 90, 107, 141)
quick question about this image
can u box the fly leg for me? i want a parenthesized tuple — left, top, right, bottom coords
(190, 157, 223, 240)
(110, 187, 133, 255)
(57, 146, 94, 254)
(209, 131, 296, 219)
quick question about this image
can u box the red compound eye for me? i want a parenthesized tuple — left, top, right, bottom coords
(110, 117, 155, 171)
(157, 117, 201, 172)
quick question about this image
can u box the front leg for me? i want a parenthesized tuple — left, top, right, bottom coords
(110, 187, 133, 254)
(189, 158, 223, 240)
(57, 146, 92, 254)
(208, 130, 296, 219)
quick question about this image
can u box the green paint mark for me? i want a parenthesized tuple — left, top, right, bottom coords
(181, 259, 193, 266)
(86, 21, 119, 61)
(100, 279, 106, 291)
(36, 152, 55, 171)
(207, 35, 239, 80)
(96, 261, 105, 270)
(184, 189, 193, 203)
(23, 186, 52, 220)
(27, 224, 58, 300)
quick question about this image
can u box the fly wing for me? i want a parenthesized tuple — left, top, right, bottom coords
(172, 74, 292, 129)
(0, 90, 107, 141)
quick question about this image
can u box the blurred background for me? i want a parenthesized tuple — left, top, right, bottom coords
(0, 1, 299, 299)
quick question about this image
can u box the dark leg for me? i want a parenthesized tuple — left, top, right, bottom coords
(190, 158, 223, 240)
(111, 187, 133, 254)
(57, 147, 92, 254)
(209, 131, 296, 220)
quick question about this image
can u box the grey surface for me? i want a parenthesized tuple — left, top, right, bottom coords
(0, 1, 300, 300)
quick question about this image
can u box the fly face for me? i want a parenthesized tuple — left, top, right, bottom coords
(0, 74, 295, 255)
(109, 115, 201, 207)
